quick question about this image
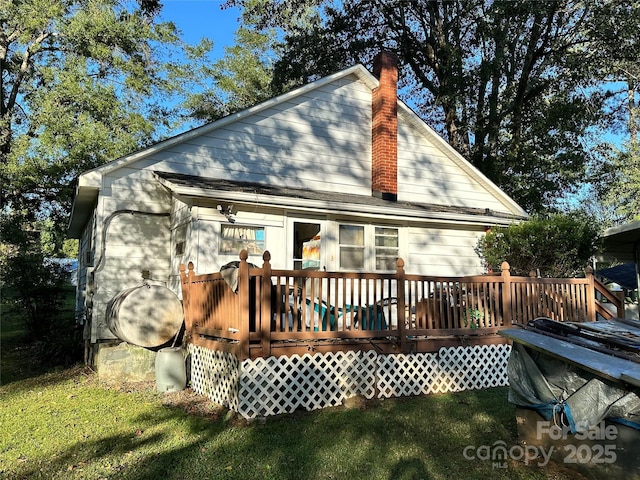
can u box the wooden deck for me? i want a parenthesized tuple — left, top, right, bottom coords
(180, 250, 623, 360)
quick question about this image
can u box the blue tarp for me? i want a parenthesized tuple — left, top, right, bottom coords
(597, 263, 638, 291)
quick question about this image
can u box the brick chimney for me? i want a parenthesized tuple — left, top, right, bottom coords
(371, 51, 398, 201)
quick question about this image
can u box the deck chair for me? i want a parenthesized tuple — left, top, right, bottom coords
(304, 298, 359, 331)
(354, 297, 396, 330)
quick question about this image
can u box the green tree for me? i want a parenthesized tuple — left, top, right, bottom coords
(587, 1, 640, 223)
(475, 213, 601, 278)
(181, 0, 332, 122)
(0, 0, 207, 220)
(230, 0, 639, 214)
(598, 141, 640, 223)
(0, 0, 212, 352)
(184, 26, 276, 121)
(0, 211, 70, 336)
(184, 0, 320, 122)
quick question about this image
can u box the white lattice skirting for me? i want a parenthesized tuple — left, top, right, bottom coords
(187, 344, 511, 419)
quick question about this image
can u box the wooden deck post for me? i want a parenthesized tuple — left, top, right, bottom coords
(237, 250, 250, 360)
(585, 266, 597, 322)
(396, 258, 408, 353)
(501, 261, 512, 327)
(615, 291, 625, 318)
(179, 262, 194, 342)
(260, 251, 273, 358)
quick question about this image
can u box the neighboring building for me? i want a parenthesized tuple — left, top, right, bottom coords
(67, 52, 527, 354)
(599, 220, 640, 320)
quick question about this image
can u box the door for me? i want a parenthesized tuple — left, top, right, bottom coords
(288, 218, 325, 270)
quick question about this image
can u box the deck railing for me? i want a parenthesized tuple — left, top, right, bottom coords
(180, 250, 623, 360)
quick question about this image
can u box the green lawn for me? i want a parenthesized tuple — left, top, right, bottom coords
(1, 306, 584, 480)
(0, 302, 45, 384)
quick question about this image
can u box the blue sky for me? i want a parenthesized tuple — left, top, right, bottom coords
(160, 0, 241, 57)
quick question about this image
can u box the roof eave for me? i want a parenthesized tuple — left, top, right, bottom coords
(600, 220, 640, 263)
(67, 184, 100, 238)
(156, 177, 523, 228)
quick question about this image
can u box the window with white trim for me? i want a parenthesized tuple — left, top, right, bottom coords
(339, 224, 365, 269)
(375, 226, 399, 270)
(220, 224, 265, 255)
(338, 224, 399, 271)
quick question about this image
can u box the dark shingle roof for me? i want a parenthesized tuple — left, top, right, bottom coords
(154, 171, 526, 221)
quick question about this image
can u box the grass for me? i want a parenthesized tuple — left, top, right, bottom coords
(1, 283, 79, 389)
(0, 302, 51, 384)
(1, 300, 585, 480)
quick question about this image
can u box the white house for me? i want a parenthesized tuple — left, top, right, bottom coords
(67, 52, 527, 356)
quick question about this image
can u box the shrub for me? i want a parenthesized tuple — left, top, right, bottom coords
(475, 213, 601, 277)
(3, 255, 70, 338)
(1, 212, 84, 367)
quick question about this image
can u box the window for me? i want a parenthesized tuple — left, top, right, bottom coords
(82, 218, 95, 267)
(339, 224, 399, 271)
(174, 223, 188, 256)
(84, 250, 94, 267)
(375, 227, 399, 270)
(339, 224, 365, 269)
(220, 225, 265, 255)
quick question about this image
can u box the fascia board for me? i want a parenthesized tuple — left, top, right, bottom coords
(603, 220, 640, 240)
(67, 169, 102, 237)
(67, 184, 99, 238)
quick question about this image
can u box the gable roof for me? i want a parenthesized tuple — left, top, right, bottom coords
(68, 62, 526, 236)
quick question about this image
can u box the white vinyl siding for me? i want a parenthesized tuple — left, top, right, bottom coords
(407, 226, 486, 276)
(90, 211, 172, 341)
(89, 170, 173, 340)
(137, 76, 373, 196)
(397, 120, 510, 211)
(190, 208, 288, 274)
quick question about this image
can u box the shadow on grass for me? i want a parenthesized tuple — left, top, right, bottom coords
(389, 457, 430, 480)
(1, 308, 582, 480)
(4, 375, 585, 480)
(214, 390, 578, 480)
(0, 363, 91, 397)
